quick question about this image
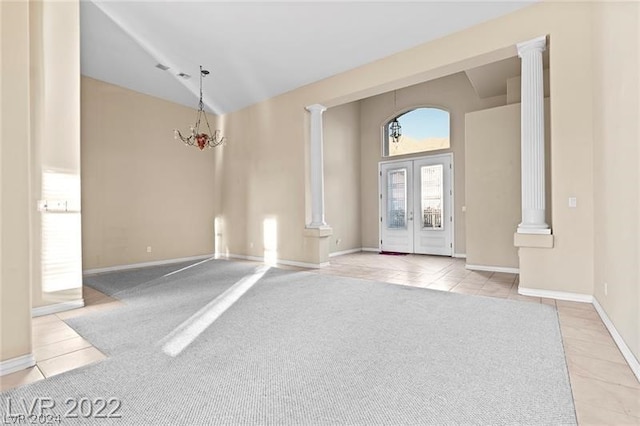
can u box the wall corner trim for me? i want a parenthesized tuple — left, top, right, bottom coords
(0, 354, 36, 377)
(32, 299, 85, 317)
(593, 298, 640, 383)
(453, 253, 467, 259)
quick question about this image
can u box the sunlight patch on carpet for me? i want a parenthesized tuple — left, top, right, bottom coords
(160, 265, 270, 357)
(162, 257, 213, 278)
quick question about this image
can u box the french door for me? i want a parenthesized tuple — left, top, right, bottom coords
(379, 154, 453, 255)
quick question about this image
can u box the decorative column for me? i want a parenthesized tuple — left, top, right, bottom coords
(306, 104, 327, 228)
(517, 36, 550, 234)
(303, 104, 332, 267)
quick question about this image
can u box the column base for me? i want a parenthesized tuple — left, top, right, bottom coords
(514, 232, 554, 248)
(517, 227, 551, 235)
(308, 221, 328, 229)
(519, 211, 549, 234)
(303, 226, 333, 266)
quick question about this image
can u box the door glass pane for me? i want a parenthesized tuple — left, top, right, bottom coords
(387, 169, 406, 229)
(421, 165, 443, 229)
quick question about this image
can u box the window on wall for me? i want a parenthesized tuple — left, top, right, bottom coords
(383, 107, 450, 157)
(41, 171, 82, 293)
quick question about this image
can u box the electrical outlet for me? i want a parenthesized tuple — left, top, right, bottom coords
(604, 282, 608, 296)
(146, 246, 152, 253)
(336, 238, 342, 246)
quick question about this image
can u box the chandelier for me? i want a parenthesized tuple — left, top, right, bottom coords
(390, 90, 402, 143)
(390, 118, 402, 143)
(174, 66, 225, 150)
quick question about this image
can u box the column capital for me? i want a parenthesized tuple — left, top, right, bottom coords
(517, 35, 547, 58)
(305, 104, 327, 114)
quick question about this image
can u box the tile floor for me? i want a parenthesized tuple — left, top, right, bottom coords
(1, 252, 638, 425)
(0, 286, 121, 391)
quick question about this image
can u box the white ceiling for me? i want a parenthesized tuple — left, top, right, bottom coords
(81, 1, 536, 115)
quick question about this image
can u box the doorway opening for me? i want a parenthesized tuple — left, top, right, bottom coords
(379, 153, 453, 256)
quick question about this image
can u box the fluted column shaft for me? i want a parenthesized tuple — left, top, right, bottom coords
(517, 36, 550, 234)
(306, 104, 327, 227)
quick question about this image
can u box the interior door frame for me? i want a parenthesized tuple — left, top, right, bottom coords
(378, 153, 455, 255)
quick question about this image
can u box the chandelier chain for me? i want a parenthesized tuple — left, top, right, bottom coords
(174, 65, 225, 150)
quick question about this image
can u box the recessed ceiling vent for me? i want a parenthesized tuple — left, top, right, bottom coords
(177, 72, 191, 79)
(155, 63, 170, 71)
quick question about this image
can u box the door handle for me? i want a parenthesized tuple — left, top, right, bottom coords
(408, 210, 413, 221)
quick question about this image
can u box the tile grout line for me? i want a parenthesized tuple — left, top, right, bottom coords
(35, 343, 95, 363)
(569, 369, 640, 392)
(33, 333, 85, 350)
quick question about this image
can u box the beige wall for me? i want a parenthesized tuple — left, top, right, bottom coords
(30, 0, 82, 309)
(506, 68, 549, 104)
(592, 1, 640, 361)
(324, 102, 361, 254)
(466, 99, 551, 270)
(81, 77, 219, 269)
(0, 0, 33, 362)
(215, 96, 310, 263)
(465, 104, 521, 269)
(359, 72, 505, 253)
(513, 3, 594, 296)
(213, 2, 598, 299)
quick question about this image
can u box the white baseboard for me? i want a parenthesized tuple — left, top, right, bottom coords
(361, 247, 380, 253)
(593, 298, 640, 382)
(517, 288, 639, 383)
(32, 299, 85, 317)
(518, 287, 593, 303)
(329, 248, 362, 258)
(223, 253, 328, 269)
(453, 253, 467, 259)
(0, 353, 35, 376)
(83, 254, 214, 275)
(466, 264, 519, 274)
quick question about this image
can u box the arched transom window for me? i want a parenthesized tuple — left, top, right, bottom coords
(383, 107, 450, 157)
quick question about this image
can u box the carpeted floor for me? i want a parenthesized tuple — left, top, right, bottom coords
(1, 259, 577, 425)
